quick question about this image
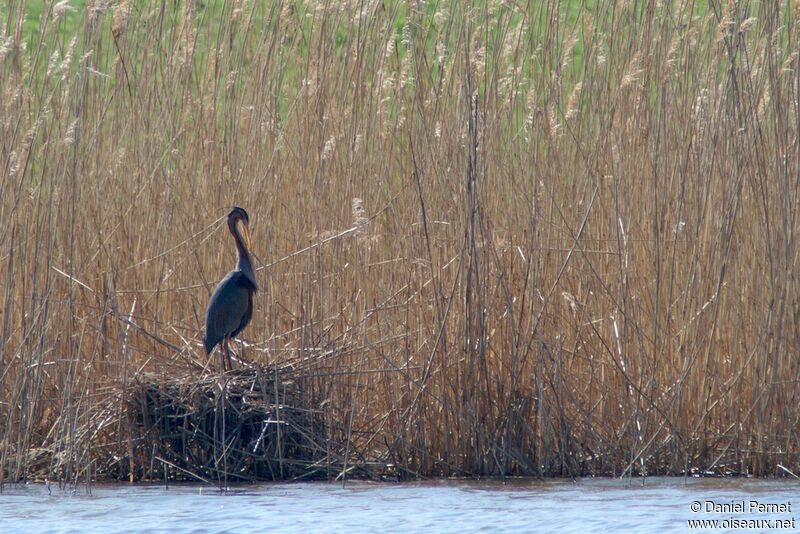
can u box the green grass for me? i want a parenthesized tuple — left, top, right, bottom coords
(14, 0, 87, 45)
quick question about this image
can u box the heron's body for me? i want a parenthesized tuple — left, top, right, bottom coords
(203, 207, 257, 370)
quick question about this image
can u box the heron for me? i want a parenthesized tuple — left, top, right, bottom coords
(204, 207, 258, 371)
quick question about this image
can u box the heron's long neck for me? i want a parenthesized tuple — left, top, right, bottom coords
(233, 228, 258, 291)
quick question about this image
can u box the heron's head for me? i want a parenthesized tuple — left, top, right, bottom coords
(228, 206, 253, 251)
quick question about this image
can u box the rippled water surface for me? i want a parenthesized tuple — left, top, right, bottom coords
(1, 477, 798, 533)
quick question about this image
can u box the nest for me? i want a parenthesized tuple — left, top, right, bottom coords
(128, 365, 327, 483)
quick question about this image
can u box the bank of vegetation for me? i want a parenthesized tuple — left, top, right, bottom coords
(1, 0, 799, 484)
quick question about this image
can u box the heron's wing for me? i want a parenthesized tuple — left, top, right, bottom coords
(204, 270, 252, 352)
(231, 280, 254, 339)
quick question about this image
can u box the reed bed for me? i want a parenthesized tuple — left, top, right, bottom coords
(128, 364, 326, 484)
(1, 0, 800, 484)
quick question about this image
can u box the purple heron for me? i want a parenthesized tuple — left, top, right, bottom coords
(203, 207, 257, 370)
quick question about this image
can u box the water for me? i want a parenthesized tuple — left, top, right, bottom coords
(0, 477, 797, 533)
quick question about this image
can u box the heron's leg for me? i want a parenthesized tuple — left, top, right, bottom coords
(225, 336, 234, 370)
(221, 338, 229, 372)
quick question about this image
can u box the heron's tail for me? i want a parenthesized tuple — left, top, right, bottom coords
(203, 335, 214, 354)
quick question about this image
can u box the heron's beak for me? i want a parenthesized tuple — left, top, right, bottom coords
(241, 221, 254, 252)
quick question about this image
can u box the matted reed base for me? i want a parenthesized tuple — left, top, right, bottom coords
(128, 366, 326, 483)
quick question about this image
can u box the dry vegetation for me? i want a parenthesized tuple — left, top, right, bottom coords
(2, 0, 800, 485)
